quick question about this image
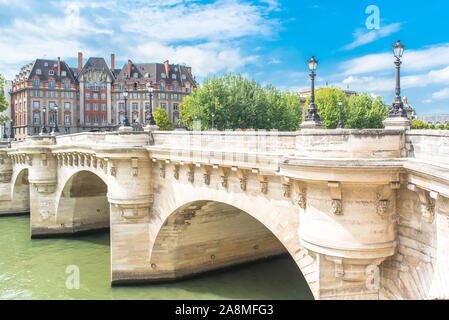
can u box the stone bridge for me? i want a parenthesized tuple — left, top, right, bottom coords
(1, 128, 449, 300)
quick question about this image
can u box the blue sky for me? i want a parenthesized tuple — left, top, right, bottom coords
(1, 0, 448, 115)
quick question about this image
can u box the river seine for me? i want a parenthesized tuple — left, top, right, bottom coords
(0, 215, 313, 300)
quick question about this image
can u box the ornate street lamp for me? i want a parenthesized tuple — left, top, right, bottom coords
(337, 99, 344, 129)
(123, 89, 130, 127)
(40, 107, 47, 134)
(145, 83, 156, 126)
(2, 123, 7, 139)
(54, 105, 60, 133)
(389, 40, 407, 117)
(301, 56, 324, 129)
(211, 112, 215, 130)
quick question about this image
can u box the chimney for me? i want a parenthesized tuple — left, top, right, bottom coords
(164, 60, 169, 77)
(127, 59, 132, 78)
(111, 53, 115, 71)
(57, 57, 61, 76)
(78, 52, 83, 69)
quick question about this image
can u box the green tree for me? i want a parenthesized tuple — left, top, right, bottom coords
(153, 106, 173, 131)
(180, 73, 302, 131)
(0, 74, 10, 125)
(305, 87, 388, 129)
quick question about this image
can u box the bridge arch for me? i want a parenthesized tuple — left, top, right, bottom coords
(148, 185, 316, 298)
(56, 170, 110, 233)
(10, 168, 30, 213)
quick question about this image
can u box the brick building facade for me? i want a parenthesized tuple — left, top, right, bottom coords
(10, 53, 196, 140)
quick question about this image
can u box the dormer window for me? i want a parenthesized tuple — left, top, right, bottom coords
(134, 72, 138, 78)
(182, 74, 186, 80)
(49, 70, 54, 75)
(44, 62, 48, 67)
(145, 73, 150, 78)
(61, 71, 66, 77)
(53, 63, 57, 67)
(36, 69, 42, 75)
(172, 74, 176, 79)
(161, 73, 166, 78)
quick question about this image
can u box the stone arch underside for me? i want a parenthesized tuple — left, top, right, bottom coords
(6, 167, 30, 214)
(56, 170, 110, 233)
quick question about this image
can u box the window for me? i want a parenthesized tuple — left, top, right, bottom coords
(34, 113, 40, 125)
(94, 104, 98, 111)
(34, 101, 39, 109)
(34, 90, 39, 97)
(49, 80, 54, 88)
(145, 103, 150, 110)
(65, 81, 70, 89)
(119, 93, 124, 99)
(49, 91, 55, 98)
(101, 104, 106, 111)
(186, 84, 190, 92)
(172, 74, 176, 79)
(182, 74, 186, 80)
(36, 69, 42, 75)
(132, 103, 138, 111)
(86, 104, 91, 111)
(65, 114, 71, 126)
(94, 115, 98, 125)
(34, 80, 39, 88)
(49, 102, 55, 110)
(174, 84, 178, 91)
(101, 93, 106, 99)
(173, 104, 178, 111)
(92, 93, 98, 100)
(161, 103, 166, 110)
(61, 71, 66, 77)
(86, 93, 90, 99)
(134, 72, 138, 78)
(133, 93, 138, 99)
(119, 114, 125, 124)
(119, 103, 125, 111)
(49, 70, 54, 76)
(44, 62, 48, 67)
(65, 102, 70, 110)
(161, 93, 165, 99)
(93, 83, 98, 91)
(161, 82, 165, 90)
(101, 83, 106, 90)
(85, 83, 90, 89)
(65, 92, 70, 98)
(133, 113, 138, 121)
(133, 83, 137, 90)
(102, 115, 106, 124)
(174, 94, 178, 100)
(86, 115, 91, 124)
(120, 83, 124, 91)
(146, 93, 151, 99)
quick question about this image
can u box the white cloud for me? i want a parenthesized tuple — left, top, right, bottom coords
(134, 42, 258, 77)
(344, 23, 402, 50)
(432, 88, 449, 100)
(340, 43, 449, 76)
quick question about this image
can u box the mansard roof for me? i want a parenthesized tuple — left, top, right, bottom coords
(27, 59, 77, 83)
(115, 62, 196, 87)
(78, 57, 115, 81)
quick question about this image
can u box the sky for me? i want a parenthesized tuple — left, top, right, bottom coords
(0, 0, 448, 115)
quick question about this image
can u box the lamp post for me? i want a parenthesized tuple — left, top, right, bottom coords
(40, 107, 47, 134)
(301, 56, 324, 129)
(146, 83, 156, 126)
(9, 118, 14, 139)
(337, 99, 343, 129)
(383, 40, 411, 130)
(2, 123, 7, 139)
(54, 105, 59, 133)
(123, 90, 130, 127)
(211, 112, 215, 130)
(390, 40, 406, 117)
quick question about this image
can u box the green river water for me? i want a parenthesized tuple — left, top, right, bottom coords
(0, 215, 313, 300)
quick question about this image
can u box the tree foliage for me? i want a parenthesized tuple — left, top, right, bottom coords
(410, 118, 449, 130)
(0, 74, 10, 125)
(305, 87, 389, 129)
(153, 106, 173, 131)
(179, 73, 302, 131)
